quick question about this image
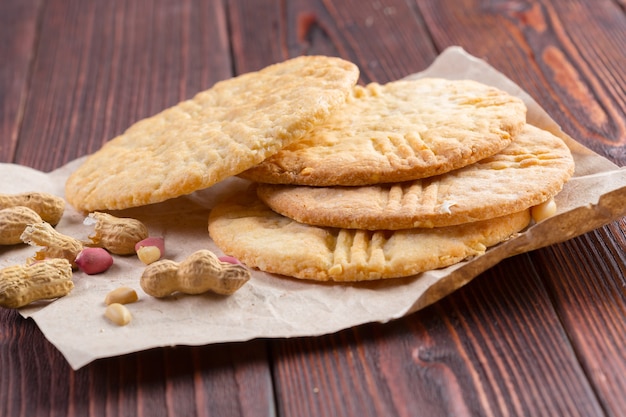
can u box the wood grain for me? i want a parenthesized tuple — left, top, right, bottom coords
(0, 306, 274, 417)
(270, 256, 608, 417)
(414, 0, 626, 164)
(0, 0, 40, 163)
(8, 0, 233, 171)
(264, 0, 626, 416)
(1, 0, 625, 416)
(531, 224, 626, 416)
(315, 0, 438, 82)
(1, 1, 272, 416)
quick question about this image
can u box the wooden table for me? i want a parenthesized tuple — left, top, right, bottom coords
(2, 1, 625, 416)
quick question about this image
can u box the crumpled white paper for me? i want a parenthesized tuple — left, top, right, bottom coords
(1, 47, 625, 369)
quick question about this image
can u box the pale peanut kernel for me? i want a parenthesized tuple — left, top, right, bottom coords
(104, 287, 138, 305)
(135, 237, 165, 264)
(328, 264, 343, 275)
(531, 198, 557, 223)
(104, 303, 132, 326)
(137, 246, 162, 265)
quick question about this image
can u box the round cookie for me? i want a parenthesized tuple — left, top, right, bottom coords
(239, 78, 527, 186)
(256, 124, 574, 230)
(65, 56, 359, 211)
(208, 188, 531, 282)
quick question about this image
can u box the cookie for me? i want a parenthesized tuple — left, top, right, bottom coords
(208, 187, 531, 282)
(239, 78, 527, 186)
(65, 56, 359, 211)
(256, 124, 574, 229)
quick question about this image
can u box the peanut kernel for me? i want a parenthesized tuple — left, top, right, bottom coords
(75, 247, 114, 275)
(137, 246, 162, 265)
(218, 256, 241, 265)
(104, 303, 132, 326)
(135, 237, 165, 264)
(104, 287, 138, 305)
(531, 198, 557, 223)
(328, 264, 343, 275)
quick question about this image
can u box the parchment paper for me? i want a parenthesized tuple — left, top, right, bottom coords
(1, 47, 625, 370)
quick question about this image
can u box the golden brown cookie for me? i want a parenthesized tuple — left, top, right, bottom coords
(239, 78, 527, 186)
(65, 56, 359, 211)
(208, 188, 531, 282)
(256, 124, 574, 229)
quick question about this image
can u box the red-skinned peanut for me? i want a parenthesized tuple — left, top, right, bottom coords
(75, 247, 114, 275)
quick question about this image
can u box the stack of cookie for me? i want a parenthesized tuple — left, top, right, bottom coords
(209, 78, 575, 282)
(64, 56, 574, 283)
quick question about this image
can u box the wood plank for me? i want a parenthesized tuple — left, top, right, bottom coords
(227, 0, 438, 82)
(0, 307, 274, 417)
(0, 1, 275, 416)
(531, 224, 626, 416)
(271, 257, 605, 417)
(11, 0, 234, 172)
(0, 0, 40, 163)
(293, 0, 438, 82)
(226, 0, 286, 73)
(2, 0, 625, 416)
(413, 0, 626, 413)
(314, 0, 438, 82)
(414, 0, 626, 165)
(262, 0, 625, 415)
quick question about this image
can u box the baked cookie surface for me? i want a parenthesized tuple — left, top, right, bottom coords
(208, 188, 531, 282)
(65, 56, 359, 211)
(240, 78, 527, 186)
(256, 124, 575, 229)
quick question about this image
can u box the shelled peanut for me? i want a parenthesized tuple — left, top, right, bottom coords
(84, 212, 149, 255)
(0, 192, 65, 225)
(140, 250, 250, 298)
(0, 206, 43, 245)
(20, 222, 84, 267)
(0, 259, 74, 308)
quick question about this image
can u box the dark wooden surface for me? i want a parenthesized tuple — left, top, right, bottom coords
(1, 0, 625, 416)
